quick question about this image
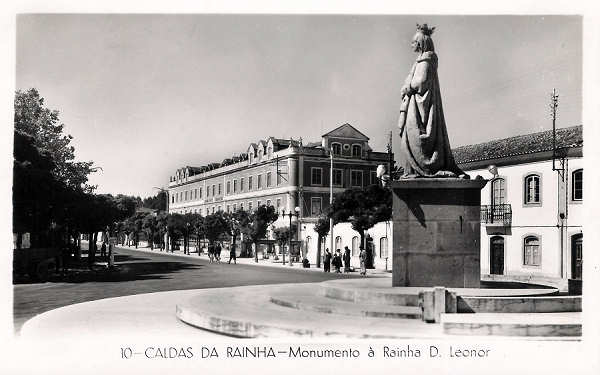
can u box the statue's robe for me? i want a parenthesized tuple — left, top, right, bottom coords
(398, 51, 465, 178)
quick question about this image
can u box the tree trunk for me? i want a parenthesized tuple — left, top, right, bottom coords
(359, 231, 365, 252)
(316, 236, 322, 268)
(87, 232, 95, 269)
(16, 233, 22, 250)
(254, 242, 258, 263)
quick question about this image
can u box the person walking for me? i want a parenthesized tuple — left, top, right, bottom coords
(323, 248, 331, 272)
(100, 242, 107, 258)
(343, 246, 351, 273)
(208, 243, 214, 263)
(359, 246, 367, 276)
(333, 249, 342, 273)
(228, 243, 237, 264)
(216, 242, 222, 263)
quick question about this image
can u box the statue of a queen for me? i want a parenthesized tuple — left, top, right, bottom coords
(398, 24, 467, 179)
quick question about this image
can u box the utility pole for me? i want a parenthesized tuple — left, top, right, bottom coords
(549, 89, 567, 279)
(551, 89, 562, 173)
(387, 131, 393, 179)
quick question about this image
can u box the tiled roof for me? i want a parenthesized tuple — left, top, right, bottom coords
(304, 141, 321, 148)
(452, 125, 582, 164)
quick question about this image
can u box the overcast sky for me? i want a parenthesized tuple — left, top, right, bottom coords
(15, 14, 582, 198)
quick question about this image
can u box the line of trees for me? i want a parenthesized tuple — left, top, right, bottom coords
(13, 88, 141, 260)
(113, 205, 280, 260)
(115, 184, 391, 263)
(13, 88, 285, 264)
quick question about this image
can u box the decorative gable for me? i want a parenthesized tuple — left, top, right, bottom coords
(322, 123, 370, 141)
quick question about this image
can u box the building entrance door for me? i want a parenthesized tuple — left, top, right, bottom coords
(490, 236, 504, 275)
(571, 234, 583, 280)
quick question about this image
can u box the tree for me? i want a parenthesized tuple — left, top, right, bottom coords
(223, 210, 249, 260)
(114, 195, 139, 219)
(181, 213, 196, 254)
(328, 184, 392, 250)
(14, 88, 96, 192)
(313, 215, 331, 267)
(191, 214, 205, 255)
(166, 213, 184, 251)
(272, 223, 298, 261)
(243, 205, 278, 262)
(142, 193, 167, 212)
(203, 212, 228, 248)
(142, 214, 158, 250)
(156, 212, 169, 250)
(13, 130, 59, 248)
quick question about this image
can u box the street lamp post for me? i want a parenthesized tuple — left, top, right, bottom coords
(185, 222, 190, 255)
(282, 207, 301, 266)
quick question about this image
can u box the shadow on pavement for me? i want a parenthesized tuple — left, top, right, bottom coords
(61, 261, 204, 283)
(13, 255, 204, 284)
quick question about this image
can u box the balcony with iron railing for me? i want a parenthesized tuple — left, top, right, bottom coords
(480, 204, 512, 227)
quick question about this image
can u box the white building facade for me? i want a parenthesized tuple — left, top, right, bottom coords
(453, 126, 583, 291)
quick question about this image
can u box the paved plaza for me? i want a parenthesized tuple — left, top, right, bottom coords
(13, 245, 375, 334)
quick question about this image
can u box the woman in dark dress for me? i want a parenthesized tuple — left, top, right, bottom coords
(323, 248, 332, 272)
(343, 247, 351, 273)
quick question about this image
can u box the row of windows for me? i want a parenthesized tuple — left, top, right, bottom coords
(311, 168, 378, 187)
(330, 143, 363, 158)
(172, 171, 282, 204)
(174, 198, 284, 216)
(490, 169, 583, 206)
(175, 196, 328, 218)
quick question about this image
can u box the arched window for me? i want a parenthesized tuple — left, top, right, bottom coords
(572, 169, 583, 201)
(352, 144, 362, 158)
(379, 237, 388, 258)
(351, 236, 359, 256)
(267, 146, 273, 159)
(335, 236, 342, 251)
(249, 151, 254, 164)
(258, 148, 263, 161)
(523, 236, 541, 266)
(491, 177, 506, 206)
(331, 143, 342, 156)
(524, 174, 541, 204)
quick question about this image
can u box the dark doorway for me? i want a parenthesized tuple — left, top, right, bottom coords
(571, 234, 583, 280)
(490, 236, 504, 275)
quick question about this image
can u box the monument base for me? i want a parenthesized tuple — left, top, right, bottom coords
(391, 178, 487, 288)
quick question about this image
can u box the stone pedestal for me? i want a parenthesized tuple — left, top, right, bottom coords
(391, 178, 487, 288)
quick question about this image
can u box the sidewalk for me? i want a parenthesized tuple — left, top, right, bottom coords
(115, 244, 392, 277)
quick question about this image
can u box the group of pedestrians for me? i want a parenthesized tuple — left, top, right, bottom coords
(207, 242, 223, 263)
(323, 246, 367, 275)
(205, 242, 238, 264)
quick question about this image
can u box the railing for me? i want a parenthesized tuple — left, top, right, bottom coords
(480, 204, 512, 226)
